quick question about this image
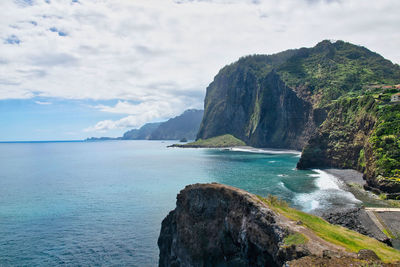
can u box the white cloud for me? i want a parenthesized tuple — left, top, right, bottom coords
(35, 100, 52, 105)
(84, 99, 190, 131)
(1, 0, 399, 132)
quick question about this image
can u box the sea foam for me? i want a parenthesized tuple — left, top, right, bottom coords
(294, 169, 361, 213)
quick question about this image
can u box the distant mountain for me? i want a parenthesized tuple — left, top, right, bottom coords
(85, 136, 121, 141)
(121, 122, 162, 140)
(149, 109, 204, 140)
(86, 109, 204, 141)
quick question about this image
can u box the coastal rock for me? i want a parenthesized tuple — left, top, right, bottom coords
(157, 183, 370, 267)
(158, 183, 313, 267)
(197, 68, 315, 150)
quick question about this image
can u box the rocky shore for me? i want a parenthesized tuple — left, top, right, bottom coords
(158, 183, 399, 266)
(319, 169, 400, 248)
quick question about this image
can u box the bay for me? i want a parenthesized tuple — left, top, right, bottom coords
(0, 141, 359, 266)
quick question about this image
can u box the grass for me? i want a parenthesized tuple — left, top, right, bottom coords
(176, 134, 246, 148)
(257, 195, 400, 263)
(283, 233, 308, 246)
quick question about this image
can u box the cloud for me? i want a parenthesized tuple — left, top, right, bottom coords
(85, 99, 194, 131)
(35, 100, 52, 105)
(1, 0, 399, 132)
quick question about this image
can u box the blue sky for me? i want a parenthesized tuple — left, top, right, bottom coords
(0, 98, 134, 140)
(1, 0, 399, 141)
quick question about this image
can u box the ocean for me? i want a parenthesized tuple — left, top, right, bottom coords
(0, 140, 360, 266)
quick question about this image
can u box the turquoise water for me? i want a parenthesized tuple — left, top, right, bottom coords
(0, 141, 360, 266)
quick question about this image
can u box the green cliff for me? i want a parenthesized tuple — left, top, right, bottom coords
(197, 40, 400, 193)
(298, 95, 400, 197)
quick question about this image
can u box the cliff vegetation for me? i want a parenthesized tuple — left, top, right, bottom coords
(197, 40, 400, 194)
(158, 183, 400, 266)
(169, 134, 245, 148)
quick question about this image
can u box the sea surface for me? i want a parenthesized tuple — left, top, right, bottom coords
(0, 140, 360, 266)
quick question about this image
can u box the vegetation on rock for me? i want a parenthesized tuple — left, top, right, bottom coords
(258, 195, 400, 263)
(195, 39, 400, 193)
(170, 134, 246, 148)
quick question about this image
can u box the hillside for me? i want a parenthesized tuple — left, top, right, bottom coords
(149, 109, 203, 140)
(196, 40, 400, 193)
(121, 122, 162, 140)
(88, 109, 204, 141)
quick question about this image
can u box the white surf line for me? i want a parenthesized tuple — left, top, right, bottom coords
(229, 146, 301, 155)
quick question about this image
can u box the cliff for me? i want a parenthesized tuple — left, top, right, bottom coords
(197, 40, 400, 193)
(197, 40, 400, 150)
(158, 183, 400, 266)
(297, 96, 400, 196)
(197, 70, 315, 150)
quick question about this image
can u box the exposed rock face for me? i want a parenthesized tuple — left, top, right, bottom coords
(297, 97, 377, 171)
(196, 40, 400, 194)
(158, 183, 313, 267)
(197, 70, 316, 150)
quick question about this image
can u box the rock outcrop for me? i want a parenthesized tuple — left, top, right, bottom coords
(197, 70, 316, 150)
(157, 183, 365, 267)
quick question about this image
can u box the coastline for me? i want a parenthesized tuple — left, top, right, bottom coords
(320, 168, 400, 248)
(322, 168, 394, 208)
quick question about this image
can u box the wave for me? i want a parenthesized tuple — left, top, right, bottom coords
(294, 169, 361, 213)
(229, 146, 301, 155)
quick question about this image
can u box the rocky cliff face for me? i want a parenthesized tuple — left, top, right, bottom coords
(197, 69, 317, 150)
(297, 96, 400, 194)
(157, 183, 371, 267)
(197, 40, 400, 151)
(297, 97, 376, 171)
(197, 40, 400, 194)
(158, 183, 309, 266)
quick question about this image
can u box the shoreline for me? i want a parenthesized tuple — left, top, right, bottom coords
(321, 168, 394, 208)
(169, 144, 302, 155)
(320, 168, 400, 248)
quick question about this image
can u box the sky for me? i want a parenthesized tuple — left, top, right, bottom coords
(0, 0, 399, 141)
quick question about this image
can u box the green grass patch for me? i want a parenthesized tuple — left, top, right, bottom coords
(175, 134, 246, 148)
(257, 195, 400, 263)
(283, 233, 308, 246)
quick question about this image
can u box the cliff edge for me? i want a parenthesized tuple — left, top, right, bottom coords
(158, 183, 400, 266)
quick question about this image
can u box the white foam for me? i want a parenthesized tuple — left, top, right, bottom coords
(229, 147, 301, 155)
(311, 169, 341, 190)
(294, 169, 361, 213)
